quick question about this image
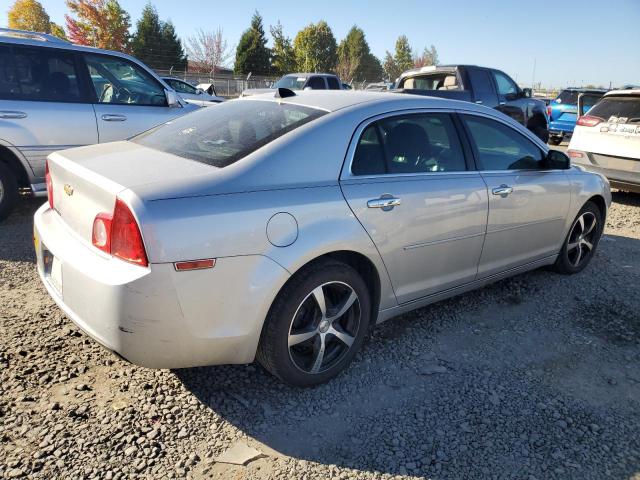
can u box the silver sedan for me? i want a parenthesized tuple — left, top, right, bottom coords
(34, 90, 611, 386)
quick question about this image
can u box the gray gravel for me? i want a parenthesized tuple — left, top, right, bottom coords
(1, 192, 639, 480)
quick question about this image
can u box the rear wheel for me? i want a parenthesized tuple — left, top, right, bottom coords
(553, 201, 603, 274)
(256, 260, 371, 387)
(0, 162, 18, 222)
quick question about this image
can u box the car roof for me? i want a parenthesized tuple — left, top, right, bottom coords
(561, 87, 608, 93)
(604, 89, 640, 97)
(283, 73, 337, 78)
(241, 89, 494, 114)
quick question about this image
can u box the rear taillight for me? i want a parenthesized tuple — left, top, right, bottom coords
(45, 159, 53, 209)
(567, 150, 584, 158)
(577, 115, 604, 127)
(92, 198, 148, 267)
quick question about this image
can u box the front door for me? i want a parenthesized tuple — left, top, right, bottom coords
(81, 53, 187, 143)
(340, 112, 488, 304)
(460, 113, 570, 277)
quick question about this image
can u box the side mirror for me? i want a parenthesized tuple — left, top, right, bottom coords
(196, 89, 204, 95)
(522, 88, 532, 98)
(165, 89, 181, 107)
(545, 149, 570, 170)
(303, 86, 313, 91)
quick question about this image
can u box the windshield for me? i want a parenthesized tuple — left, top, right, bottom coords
(589, 96, 640, 123)
(133, 100, 327, 168)
(274, 75, 307, 90)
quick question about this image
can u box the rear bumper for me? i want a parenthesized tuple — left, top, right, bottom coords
(34, 204, 290, 368)
(570, 151, 640, 193)
(549, 122, 575, 136)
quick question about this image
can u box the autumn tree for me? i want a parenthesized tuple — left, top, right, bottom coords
(65, 0, 131, 51)
(270, 21, 296, 76)
(8, 0, 66, 38)
(414, 45, 439, 68)
(131, 4, 186, 70)
(336, 26, 382, 83)
(293, 21, 337, 73)
(185, 28, 232, 76)
(234, 11, 271, 76)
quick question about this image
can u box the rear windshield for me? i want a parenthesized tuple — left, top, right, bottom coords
(555, 90, 579, 105)
(133, 100, 327, 168)
(589, 96, 640, 123)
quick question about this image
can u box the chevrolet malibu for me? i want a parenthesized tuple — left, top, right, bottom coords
(34, 90, 611, 387)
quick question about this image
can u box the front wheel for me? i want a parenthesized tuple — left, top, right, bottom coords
(256, 260, 371, 387)
(553, 201, 603, 274)
(0, 162, 18, 222)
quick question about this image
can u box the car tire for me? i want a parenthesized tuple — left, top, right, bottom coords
(0, 162, 18, 222)
(548, 135, 563, 146)
(553, 201, 603, 275)
(256, 259, 372, 387)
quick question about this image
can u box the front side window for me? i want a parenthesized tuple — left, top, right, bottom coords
(84, 53, 166, 106)
(306, 76, 326, 89)
(133, 100, 326, 168)
(167, 79, 197, 94)
(462, 115, 544, 170)
(493, 71, 518, 97)
(0, 45, 83, 102)
(352, 113, 467, 175)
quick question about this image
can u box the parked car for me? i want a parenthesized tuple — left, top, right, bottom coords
(0, 28, 199, 220)
(393, 65, 549, 141)
(34, 90, 610, 387)
(161, 77, 224, 105)
(568, 89, 640, 193)
(547, 87, 607, 145)
(365, 82, 393, 91)
(241, 73, 344, 96)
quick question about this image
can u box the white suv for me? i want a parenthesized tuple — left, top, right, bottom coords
(568, 89, 640, 193)
(0, 28, 198, 220)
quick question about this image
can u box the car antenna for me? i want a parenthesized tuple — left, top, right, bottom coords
(275, 87, 296, 99)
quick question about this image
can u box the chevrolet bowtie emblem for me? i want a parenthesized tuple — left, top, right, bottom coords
(64, 184, 74, 196)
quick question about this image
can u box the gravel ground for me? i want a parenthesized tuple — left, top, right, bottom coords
(1, 193, 639, 480)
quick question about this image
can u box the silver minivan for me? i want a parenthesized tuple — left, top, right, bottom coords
(0, 28, 198, 220)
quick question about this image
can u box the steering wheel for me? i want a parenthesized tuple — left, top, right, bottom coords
(99, 83, 138, 104)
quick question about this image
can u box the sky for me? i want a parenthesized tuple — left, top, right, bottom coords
(3, 0, 640, 88)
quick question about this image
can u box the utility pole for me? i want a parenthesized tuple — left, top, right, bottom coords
(531, 58, 536, 90)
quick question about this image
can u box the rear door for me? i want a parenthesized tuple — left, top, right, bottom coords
(0, 44, 97, 180)
(340, 111, 488, 304)
(80, 53, 186, 143)
(460, 113, 570, 277)
(465, 67, 499, 107)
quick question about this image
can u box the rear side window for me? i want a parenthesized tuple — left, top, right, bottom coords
(588, 96, 640, 122)
(327, 77, 340, 90)
(352, 113, 467, 175)
(306, 76, 326, 89)
(133, 100, 327, 168)
(0, 45, 84, 102)
(462, 115, 544, 170)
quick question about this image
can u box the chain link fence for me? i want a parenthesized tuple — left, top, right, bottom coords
(154, 69, 280, 98)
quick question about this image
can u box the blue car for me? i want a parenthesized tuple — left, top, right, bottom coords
(548, 88, 607, 145)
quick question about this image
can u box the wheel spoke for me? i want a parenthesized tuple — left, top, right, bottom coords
(573, 245, 583, 266)
(310, 335, 326, 373)
(288, 329, 317, 347)
(567, 241, 579, 251)
(584, 216, 596, 235)
(328, 325, 355, 347)
(312, 286, 327, 318)
(581, 239, 593, 251)
(327, 291, 358, 322)
(578, 215, 585, 234)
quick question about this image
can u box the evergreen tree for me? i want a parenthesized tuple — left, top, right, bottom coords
(293, 20, 337, 73)
(234, 11, 271, 75)
(270, 21, 296, 76)
(131, 4, 186, 70)
(337, 26, 382, 83)
(394, 35, 414, 73)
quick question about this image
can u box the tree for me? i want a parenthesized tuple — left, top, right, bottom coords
(7, 0, 64, 38)
(131, 4, 186, 70)
(394, 35, 414, 72)
(270, 21, 296, 76)
(336, 26, 382, 83)
(414, 45, 439, 68)
(234, 11, 271, 76)
(8, 0, 50, 32)
(293, 21, 337, 73)
(185, 28, 232, 76)
(383, 51, 399, 81)
(65, 0, 131, 51)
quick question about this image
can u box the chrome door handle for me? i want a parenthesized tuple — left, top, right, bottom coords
(475, 100, 483, 104)
(492, 185, 513, 197)
(367, 196, 401, 210)
(101, 114, 127, 122)
(0, 111, 27, 119)
(499, 101, 506, 106)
